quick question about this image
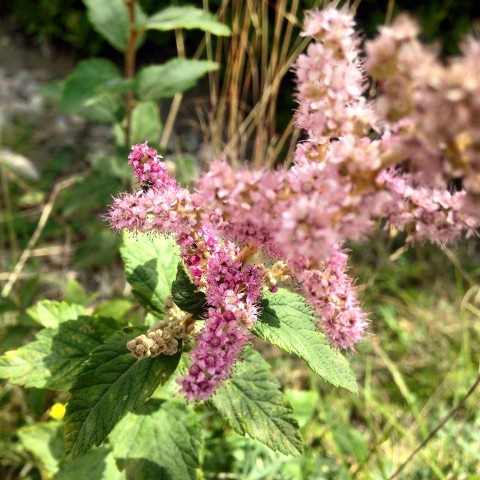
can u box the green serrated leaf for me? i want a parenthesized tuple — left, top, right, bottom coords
(110, 400, 202, 480)
(60, 58, 126, 123)
(0, 316, 120, 390)
(171, 262, 206, 316)
(212, 347, 303, 457)
(18, 421, 64, 476)
(141, 6, 231, 36)
(64, 278, 92, 305)
(56, 446, 124, 480)
(83, 0, 146, 52)
(27, 300, 86, 328)
(135, 59, 218, 101)
(64, 328, 182, 460)
(113, 101, 162, 146)
(121, 233, 179, 316)
(253, 289, 358, 393)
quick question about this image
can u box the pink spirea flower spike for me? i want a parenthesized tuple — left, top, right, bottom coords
(109, 143, 264, 401)
(180, 244, 262, 401)
(107, 6, 479, 400)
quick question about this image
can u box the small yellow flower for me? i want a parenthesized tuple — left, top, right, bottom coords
(49, 403, 66, 420)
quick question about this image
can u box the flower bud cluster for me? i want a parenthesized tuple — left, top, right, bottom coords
(126, 298, 194, 359)
(197, 8, 478, 256)
(110, 144, 263, 400)
(380, 171, 477, 244)
(259, 261, 294, 293)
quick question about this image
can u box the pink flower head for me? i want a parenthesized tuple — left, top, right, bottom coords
(297, 245, 368, 350)
(128, 142, 177, 190)
(179, 243, 263, 401)
(179, 309, 250, 401)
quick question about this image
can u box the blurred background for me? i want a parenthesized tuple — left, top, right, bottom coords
(0, 0, 479, 478)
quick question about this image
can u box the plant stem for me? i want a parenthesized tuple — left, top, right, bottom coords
(1, 175, 82, 298)
(124, 0, 138, 147)
(235, 244, 258, 264)
(388, 372, 480, 479)
(0, 165, 19, 264)
(160, 28, 185, 149)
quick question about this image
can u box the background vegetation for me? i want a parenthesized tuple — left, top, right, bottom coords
(0, 0, 479, 479)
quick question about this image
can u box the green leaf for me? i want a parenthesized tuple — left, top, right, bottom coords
(253, 289, 358, 393)
(136, 59, 218, 101)
(113, 101, 162, 146)
(60, 59, 127, 123)
(0, 325, 32, 355)
(56, 446, 124, 480)
(94, 299, 133, 321)
(83, 0, 146, 52)
(18, 422, 125, 480)
(171, 262, 206, 316)
(27, 300, 86, 328)
(212, 347, 303, 456)
(121, 233, 179, 316)
(0, 316, 119, 390)
(18, 421, 64, 476)
(38, 79, 65, 104)
(110, 400, 202, 480)
(142, 6, 231, 36)
(60, 170, 125, 218)
(284, 389, 318, 428)
(64, 278, 95, 306)
(64, 327, 182, 460)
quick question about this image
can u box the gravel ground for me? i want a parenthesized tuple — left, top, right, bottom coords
(0, 16, 114, 177)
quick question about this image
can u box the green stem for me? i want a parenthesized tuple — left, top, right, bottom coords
(388, 372, 480, 479)
(124, 0, 138, 147)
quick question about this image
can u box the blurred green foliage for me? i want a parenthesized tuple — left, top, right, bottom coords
(5, 0, 219, 55)
(356, 0, 479, 54)
(4, 0, 479, 55)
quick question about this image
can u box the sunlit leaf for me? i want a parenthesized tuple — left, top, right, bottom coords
(141, 6, 231, 36)
(253, 289, 358, 393)
(64, 328, 181, 460)
(136, 59, 218, 101)
(212, 347, 303, 456)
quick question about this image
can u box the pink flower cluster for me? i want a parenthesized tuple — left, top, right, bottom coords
(380, 171, 477, 244)
(107, 143, 198, 237)
(299, 245, 368, 350)
(108, 145, 263, 401)
(180, 245, 262, 401)
(127, 142, 177, 189)
(180, 310, 250, 401)
(365, 14, 480, 196)
(296, 8, 376, 143)
(107, 6, 480, 397)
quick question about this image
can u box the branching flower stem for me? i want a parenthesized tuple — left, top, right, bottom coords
(388, 373, 480, 479)
(235, 244, 258, 265)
